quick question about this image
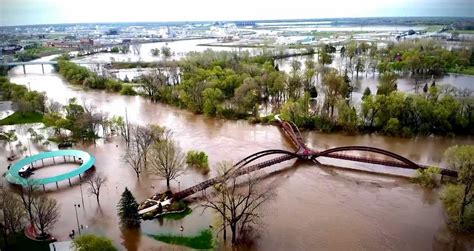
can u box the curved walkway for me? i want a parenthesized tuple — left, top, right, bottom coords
(5, 149, 95, 186)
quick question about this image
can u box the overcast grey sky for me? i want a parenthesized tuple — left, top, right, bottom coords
(1, 0, 473, 26)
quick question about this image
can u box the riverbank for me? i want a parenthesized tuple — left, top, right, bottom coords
(15, 46, 74, 62)
(56, 52, 474, 138)
(0, 111, 43, 125)
(449, 66, 474, 75)
(150, 229, 214, 249)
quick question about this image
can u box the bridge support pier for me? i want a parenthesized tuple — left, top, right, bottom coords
(22, 65, 26, 74)
(68, 178, 72, 187)
(41, 64, 44, 74)
(55, 181, 59, 189)
(43, 184, 46, 192)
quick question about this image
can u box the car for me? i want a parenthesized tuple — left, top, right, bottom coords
(7, 154, 18, 161)
(58, 141, 73, 149)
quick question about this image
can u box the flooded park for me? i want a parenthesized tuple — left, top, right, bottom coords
(1, 39, 474, 249)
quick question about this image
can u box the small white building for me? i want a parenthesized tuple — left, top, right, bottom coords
(49, 241, 73, 251)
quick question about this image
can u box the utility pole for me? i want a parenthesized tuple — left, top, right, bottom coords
(74, 204, 81, 234)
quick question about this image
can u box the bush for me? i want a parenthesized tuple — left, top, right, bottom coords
(186, 150, 210, 174)
(73, 234, 117, 251)
(260, 114, 276, 124)
(169, 200, 187, 212)
(105, 79, 123, 92)
(120, 85, 137, 95)
(150, 229, 213, 249)
(441, 184, 464, 227)
(314, 116, 335, 133)
(412, 166, 441, 188)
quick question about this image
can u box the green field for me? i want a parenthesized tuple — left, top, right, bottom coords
(449, 66, 474, 76)
(15, 46, 72, 61)
(0, 111, 44, 125)
(455, 30, 474, 34)
(150, 229, 214, 249)
(160, 207, 192, 220)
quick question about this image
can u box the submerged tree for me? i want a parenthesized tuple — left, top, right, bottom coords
(117, 188, 140, 228)
(203, 162, 274, 245)
(442, 145, 474, 229)
(122, 140, 144, 179)
(32, 195, 61, 237)
(19, 180, 39, 223)
(0, 130, 17, 155)
(0, 185, 26, 248)
(85, 174, 107, 205)
(147, 137, 185, 190)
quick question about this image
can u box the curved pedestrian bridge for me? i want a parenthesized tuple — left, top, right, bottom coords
(5, 150, 95, 187)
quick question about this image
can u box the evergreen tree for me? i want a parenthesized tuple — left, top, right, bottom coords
(117, 188, 140, 228)
(362, 87, 371, 99)
(423, 83, 428, 93)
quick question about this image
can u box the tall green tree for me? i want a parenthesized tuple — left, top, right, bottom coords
(443, 145, 474, 228)
(377, 72, 398, 95)
(117, 188, 141, 228)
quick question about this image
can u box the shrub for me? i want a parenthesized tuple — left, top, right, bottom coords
(412, 166, 441, 188)
(169, 200, 187, 212)
(120, 85, 137, 95)
(73, 234, 117, 251)
(105, 79, 123, 92)
(186, 150, 210, 174)
(259, 114, 276, 124)
(441, 183, 464, 228)
(314, 116, 335, 133)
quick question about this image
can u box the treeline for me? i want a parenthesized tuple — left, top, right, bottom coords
(281, 71, 473, 136)
(14, 44, 68, 62)
(42, 98, 125, 142)
(56, 59, 136, 95)
(134, 49, 473, 136)
(0, 77, 47, 114)
(138, 50, 279, 119)
(376, 40, 473, 76)
(54, 43, 473, 137)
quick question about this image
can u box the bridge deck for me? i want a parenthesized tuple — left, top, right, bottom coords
(142, 116, 457, 205)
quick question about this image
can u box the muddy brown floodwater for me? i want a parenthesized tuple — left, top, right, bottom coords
(1, 61, 473, 250)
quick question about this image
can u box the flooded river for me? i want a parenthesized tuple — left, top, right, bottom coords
(1, 57, 474, 250)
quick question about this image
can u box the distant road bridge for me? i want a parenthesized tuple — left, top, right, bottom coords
(1, 61, 110, 74)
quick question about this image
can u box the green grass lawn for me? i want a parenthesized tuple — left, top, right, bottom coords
(0, 233, 52, 251)
(0, 111, 44, 125)
(449, 66, 474, 75)
(456, 30, 474, 34)
(150, 229, 213, 250)
(424, 25, 444, 33)
(160, 207, 192, 220)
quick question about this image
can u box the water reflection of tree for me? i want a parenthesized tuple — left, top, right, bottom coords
(120, 227, 142, 251)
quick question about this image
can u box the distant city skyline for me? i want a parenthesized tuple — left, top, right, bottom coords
(1, 0, 473, 26)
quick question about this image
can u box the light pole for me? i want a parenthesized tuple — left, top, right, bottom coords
(79, 180, 85, 208)
(74, 204, 81, 234)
